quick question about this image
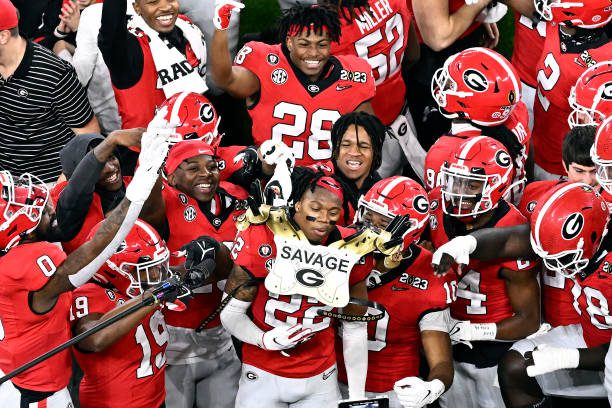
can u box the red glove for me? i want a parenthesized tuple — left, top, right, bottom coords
(213, 0, 245, 31)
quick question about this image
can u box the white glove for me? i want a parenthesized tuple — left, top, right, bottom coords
(126, 130, 170, 203)
(448, 318, 497, 348)
(431, 235, 477, 276)
(394, 377, 445, 408)
(264, 158, 293, 206)
(526, 344, 580, 377)
(261, 324, 313, 351)
(213, 0, 244, 31)
(476, 2, 508, 23)
(259, 140, 296, 170)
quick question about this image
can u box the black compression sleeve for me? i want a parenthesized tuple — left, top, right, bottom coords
(50, 152, 105, 242)
(98, 0, 144, 89)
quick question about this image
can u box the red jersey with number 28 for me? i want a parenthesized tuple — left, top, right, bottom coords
(518, 179, 580, 328)
(234, 42, 375, 166)
(332, 0, 412, 125)
(428, 188, 538, 323)
(231, 223, 373, 378)
(338, 245, 456, 392)
(0, 242, 72, 392)
(533, 23, 612, 175)
(71, 284, 167, 408)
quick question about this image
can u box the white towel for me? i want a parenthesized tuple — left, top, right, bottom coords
(128, 15, 208, 97)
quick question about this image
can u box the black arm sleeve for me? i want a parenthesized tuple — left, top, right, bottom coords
(98, 0, 144, 89)
(578, 343, 608, 371)
(471, 223, 536, 260)
(48, 152, 105, 243)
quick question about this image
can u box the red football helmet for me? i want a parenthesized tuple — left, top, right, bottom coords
(530, 182, 609, 277)
(535, 0, 612, 29)
(158, 92, 222, 149)
(356, 176, 430, 247)
(591, 115, 612, 194)
(568, 61, 612, 128)
(431, 47, 521, 126)
(0, 171, 49, 251)
(90, 219, 170, 298)
(441, 136, 514, 217)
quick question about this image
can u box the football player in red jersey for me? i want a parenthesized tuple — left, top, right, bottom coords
(427, 136, 540, 407)
(50, 129, 144, 254)
(323, 0, 423, 179)
(210, 3, 375, 167)
(335, 176, 455, 408)
(518, 126, 598, 329)
(568, 61, 612, 128)
(299, 111, 386, 225)
(531, 0, 612, 179)
(140, 139, 244, 408)
(220, 172, 374, 406)
(0, 129, 169, 406)
(498, 183, 611, 406)
(426, 47, 531, 205)
(71, 220, 171, 408)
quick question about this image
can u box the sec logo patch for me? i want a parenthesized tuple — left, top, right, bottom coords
(184, 205, 197, 222)
(259, 244, 272, 257)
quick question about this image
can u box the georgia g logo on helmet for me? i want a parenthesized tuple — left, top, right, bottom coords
(495, 150, 512, 167)
(463, 69, 489, 92)
(413, 195, 429, 214)
(198, 103, 215, 123)
(561, 212, 585, 240)
(602, 82, 612, 100)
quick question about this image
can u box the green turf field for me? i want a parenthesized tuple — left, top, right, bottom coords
(239, 0, 516, 58)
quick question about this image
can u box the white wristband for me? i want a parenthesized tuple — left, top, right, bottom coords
(471, 323, 497, 341)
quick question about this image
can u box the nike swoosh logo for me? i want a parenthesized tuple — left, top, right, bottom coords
(335, 84, 352, 91)
(449, 326, 461, 337)
(322, 367, 336, 380)
(391, 285, 409, 291)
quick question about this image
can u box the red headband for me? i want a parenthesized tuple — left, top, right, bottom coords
(287, 23, 329, 37)
(315, 176, 343, 201)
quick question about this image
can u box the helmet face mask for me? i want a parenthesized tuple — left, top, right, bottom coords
(568, 62, 612, 128)
(0, 171, 49, 251)
(91, 220, 171, 298)
(440, 136, 513, 218)
(530, 183, 610, 279)
(117, 250, 171, 298)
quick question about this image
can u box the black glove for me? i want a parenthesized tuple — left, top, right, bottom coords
(382, 215, 411, 250)
(248, 179, 265, 216)
(180, 236, 220, 286)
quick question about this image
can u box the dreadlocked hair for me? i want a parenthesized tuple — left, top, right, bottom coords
(290, 167, 359, 225)
(278, 3, 341, 43)
(321, 0, 370, 22)
(474, 122, 524, 168)
(331, 111, 385, 172)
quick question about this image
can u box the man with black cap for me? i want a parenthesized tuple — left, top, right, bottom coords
(50, 129, 144, 253)
(0, 0, 100, 184)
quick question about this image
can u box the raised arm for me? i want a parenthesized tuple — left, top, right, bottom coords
(432, 223, 535, 275)
(209, 2, 261, 98)
(98, 0, 144, 89)
(30, 130, 170, 314)
(412, 0, 491, 51)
